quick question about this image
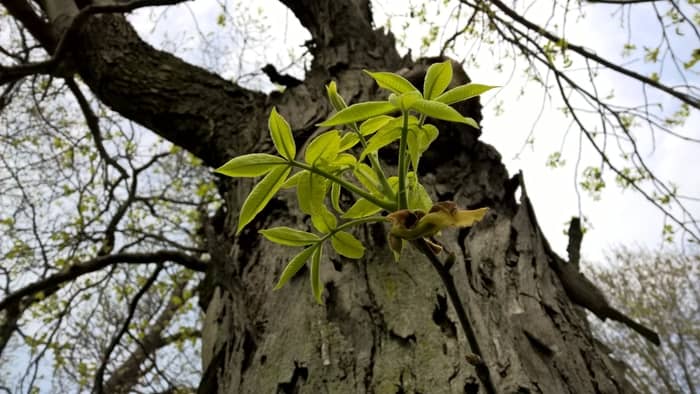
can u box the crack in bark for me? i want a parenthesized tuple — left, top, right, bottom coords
(276, 361, 309, 394)
(360, 261, 385, 393)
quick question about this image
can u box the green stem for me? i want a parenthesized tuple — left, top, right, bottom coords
(397, 111, 410, 209)
(291, 160, 396, 212)
(350, 124, 394, 199)
(321, 216, 387, 241)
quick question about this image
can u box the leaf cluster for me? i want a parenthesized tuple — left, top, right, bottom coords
(216, 60, 496, 303)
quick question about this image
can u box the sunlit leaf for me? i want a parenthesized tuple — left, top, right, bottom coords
(407, 124, 439, 171)
(361, 126, 401, 159)
(269, 107, 296, 160)
(310, 246, 323, 303)
(331, 182, 343, 213)
(407, 172, 433, 212)
(281, 170, 305, 189)
(424, 60, 453, 99)
(364, 70, 419, 94)
(353, 163, 381, 194)
(389, 91, 422, 111)
(215, 153, 288, 177)
(311, 205, 337, 233)
(237, 166, 291, 234)
(360, 115, 395, 136)
(306, 130, 341, 164)
(410, 99, 478, 127)
(331, 231, 365, 259)
(319, 102, 397, 127)
(339, 133, 360, 151)
(274, 245, 318, 290)
(326, 81, 347, 111)
(342, 198, 383, 219)
(434, 84, 498, 105)
(297, 172, 329, 216)
(260, 227, 320, 246)
(327, 153, 356, 171)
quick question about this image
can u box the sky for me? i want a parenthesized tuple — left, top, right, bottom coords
(127, 0, 699, 264)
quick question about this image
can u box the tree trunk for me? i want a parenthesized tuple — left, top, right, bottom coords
(54, 1, 634, 392)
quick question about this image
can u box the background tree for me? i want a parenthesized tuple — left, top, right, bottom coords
(588, 246, 700, 394)
(0, 0, 696, 393)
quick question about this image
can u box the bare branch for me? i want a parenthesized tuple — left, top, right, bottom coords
(66, 78, 128, 178)
(468, 0, 699, 109)
(0, 251, 206, 312)
(93, 265, 163, 394)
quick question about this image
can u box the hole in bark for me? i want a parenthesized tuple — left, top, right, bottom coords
(464, 377, 479, 394)
(241, 330, 257, 373)
(260, 355, 267, 365)
(325, 282, 339, 318)
(330, 257, 343, 272)
(432, 294, 457, 338)
(276, 362, 308, 394)
(389, 330, 416, 348)
(370, 221, 388, 248)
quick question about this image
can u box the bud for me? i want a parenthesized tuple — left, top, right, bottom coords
(325, 81, 347, 111)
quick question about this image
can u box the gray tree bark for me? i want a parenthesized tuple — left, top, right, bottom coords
(12, 0, 637, 392)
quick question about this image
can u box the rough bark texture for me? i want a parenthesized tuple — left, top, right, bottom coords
(46, 0, 635, 392)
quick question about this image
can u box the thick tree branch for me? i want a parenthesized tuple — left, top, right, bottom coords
(0, 251, 206, 312)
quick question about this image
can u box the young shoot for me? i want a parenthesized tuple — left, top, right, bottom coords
(215, 60, 497, 303)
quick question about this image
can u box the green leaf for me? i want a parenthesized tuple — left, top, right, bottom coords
(410, 99, 478, 127)
(331, 231, 365, 259)
(319, 101, 397, 127)
(280, 170, 305, 189)
(269, 108, 296, 160)
(360, 116, 395, 136)
(311, 205, 338, 233)
(215, 154, 288, 177)
(407, 172, 433, 211)
(424, 60, 453, 100)
(339, 132, 360, 151)
(297, 172, 329, 215)
(237, 166, 291, 234)
(407, 124, 438, 171)
(306, 130, 341, 164)
(260, 227, 320, 246)
(310, 246, 323, 303)
(274, 245, 317, 290)
(326, 81, 347, 111)
(342, 198, 383, 219)
(327, 153, 356, 171)
(361, 126, 401, 159)
(434, 84, 498, 105)
(388, 91, 422, 111)
(364, 70, 419, 94)
(331, 182, 343, 213)
(353, 163, 381, 194)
